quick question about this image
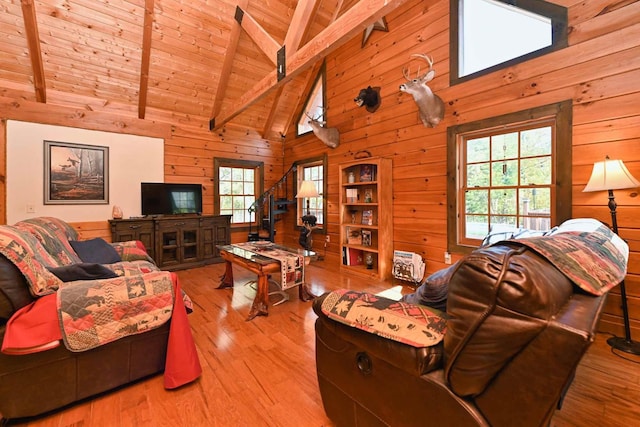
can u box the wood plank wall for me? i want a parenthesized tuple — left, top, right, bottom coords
(282, 0, 640, 337)
(0, 101, 283, 243)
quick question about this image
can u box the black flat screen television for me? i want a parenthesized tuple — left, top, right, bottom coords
(141, 182, 203, 216)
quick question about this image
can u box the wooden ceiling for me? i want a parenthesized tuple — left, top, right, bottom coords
(0, 0, 413, 139)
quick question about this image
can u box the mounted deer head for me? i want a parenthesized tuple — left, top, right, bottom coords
(399, 54, 445, 128)
(305, 111, 340, 149)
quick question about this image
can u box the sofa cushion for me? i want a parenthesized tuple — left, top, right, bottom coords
(319, 289, 446, 348)
(70, 238, 122, 264)
(47, 263, 119, 282)
(0, 254, 35, 321)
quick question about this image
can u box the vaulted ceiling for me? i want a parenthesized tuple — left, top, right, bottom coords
(0, 0, 412, 139)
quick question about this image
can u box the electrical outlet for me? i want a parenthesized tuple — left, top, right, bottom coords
(325, 235, 330, 242)
(444, 252, 452, 265)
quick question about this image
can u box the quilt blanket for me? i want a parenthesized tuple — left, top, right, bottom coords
(505, 225, 627, 296)
(57, 270, 174, 351)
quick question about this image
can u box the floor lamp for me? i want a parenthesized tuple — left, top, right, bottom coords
(296, 180, 320, 252)
(583, 156, 640, 355)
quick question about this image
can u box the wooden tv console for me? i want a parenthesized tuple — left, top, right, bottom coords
(110, 215, 231, 270)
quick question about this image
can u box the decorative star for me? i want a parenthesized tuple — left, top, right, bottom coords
(361, 16, 388, 48)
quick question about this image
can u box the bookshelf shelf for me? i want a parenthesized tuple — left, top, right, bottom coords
(339, 157, 393, 279)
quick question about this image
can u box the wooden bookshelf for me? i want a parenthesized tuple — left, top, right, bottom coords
(338, 157, 393, 280)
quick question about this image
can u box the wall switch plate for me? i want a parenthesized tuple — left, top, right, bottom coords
(26, 204, 35, 213)
(444, 252, 452, 265)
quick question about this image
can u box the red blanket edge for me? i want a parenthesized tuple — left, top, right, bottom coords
(1, 273, 202, 389)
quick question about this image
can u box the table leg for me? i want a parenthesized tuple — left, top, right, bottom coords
(247, 273, 269, 320)
(217, 260, 235, 289)
(298, 282, 317, 302)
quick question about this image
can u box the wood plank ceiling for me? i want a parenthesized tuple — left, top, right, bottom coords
(0, 0, 412, 139)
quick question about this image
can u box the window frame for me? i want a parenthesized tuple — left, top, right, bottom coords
(213, 158, 264, 230)
(450, 0, 568, 85)
(293, 155, 327, 235)
(447, 100, 572, 254)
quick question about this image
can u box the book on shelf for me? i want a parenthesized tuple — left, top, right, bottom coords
(346, 188, 358, 203)
(361, 210, 373, 225)
(361, 230, 372, 247)
(347, 227, 362, 245)
(363, 188, 373, 203)
(347, 248, 364, 266)
(360, 164, 376, 182)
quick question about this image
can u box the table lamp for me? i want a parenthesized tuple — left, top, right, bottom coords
(296, 180, 319, 251)
(583, 155, 640, 354)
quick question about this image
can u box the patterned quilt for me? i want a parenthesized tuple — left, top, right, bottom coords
(57, 270, 174, 351)
(321, 289, 447, 348)
(505, 225, 627, 296)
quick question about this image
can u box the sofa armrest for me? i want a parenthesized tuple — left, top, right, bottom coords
(313, 292, 444, 376)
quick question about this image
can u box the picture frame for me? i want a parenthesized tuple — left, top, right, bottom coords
(44, 140, 109, 205)
(361, 209, 373, 225)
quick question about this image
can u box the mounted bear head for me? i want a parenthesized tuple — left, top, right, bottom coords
(354, 86, 381, 113)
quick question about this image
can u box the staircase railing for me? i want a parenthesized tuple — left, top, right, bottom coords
(247, 164, 298, 241)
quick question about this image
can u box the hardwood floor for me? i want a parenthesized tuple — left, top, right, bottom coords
(9, 261, 640, 427)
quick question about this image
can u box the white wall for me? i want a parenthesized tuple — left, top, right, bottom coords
(6, 120, 164, 224)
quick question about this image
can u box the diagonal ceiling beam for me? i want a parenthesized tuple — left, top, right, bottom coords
(210, 0, 249, 127)
(20, 0, 46, 103)
(138, 0, 154, 119)
(262, 0, 319, 136)
(236, 7, 281, 66)
(212, 0, 411, 130)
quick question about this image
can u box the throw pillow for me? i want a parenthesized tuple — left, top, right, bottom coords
(47, 263, 119, 282)
(70, 238, 122, 264)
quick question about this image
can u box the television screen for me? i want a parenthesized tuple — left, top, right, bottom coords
(141, 183, 203, 216)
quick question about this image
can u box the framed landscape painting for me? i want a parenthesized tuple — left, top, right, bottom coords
(44, 141, 109, 204)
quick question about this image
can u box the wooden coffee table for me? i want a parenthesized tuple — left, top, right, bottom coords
(216, 244, 316, 320)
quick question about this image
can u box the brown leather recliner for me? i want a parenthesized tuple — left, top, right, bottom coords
(313, 243, 608, 427)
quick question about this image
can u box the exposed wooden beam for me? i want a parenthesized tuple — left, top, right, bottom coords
(138, 0, 154, 119)
(262, 0, 319, 136)
(236, 6, 281, 66)
(213, 0, 410, 130)
(20, 0, 46, 103)
(209, 0, 249, 127)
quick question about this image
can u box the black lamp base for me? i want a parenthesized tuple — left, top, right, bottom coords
(607, 336, 640, 355)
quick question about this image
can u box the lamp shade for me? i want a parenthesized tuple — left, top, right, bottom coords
(296, 180, 319, 198)
(583, 158, 640, 192)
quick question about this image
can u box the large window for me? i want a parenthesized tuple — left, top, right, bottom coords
(214, 158, 263, 226)
(447, 101, 572, 252)
(294, 156, 327, 233)
(451, 0, 567, 84)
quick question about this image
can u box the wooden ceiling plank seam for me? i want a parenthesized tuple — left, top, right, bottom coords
(213, 0, 411, 130)
(209, 0, 249, 125)
(237, 6, 282, 66)
(263, 0, 320, 136)
(20, 0, 46, 103)
(138, 0, 154, 119)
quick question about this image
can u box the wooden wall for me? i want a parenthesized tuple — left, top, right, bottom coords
(0, 99, 283, 243)
(282, 0, 640, 337)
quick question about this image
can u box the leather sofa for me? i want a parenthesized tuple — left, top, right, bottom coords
(0, 218, 172, 422)
(313, 235, 618, 427)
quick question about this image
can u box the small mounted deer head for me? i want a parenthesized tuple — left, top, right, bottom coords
(399, 54, 445, 128)
(305, 111, 340, 149)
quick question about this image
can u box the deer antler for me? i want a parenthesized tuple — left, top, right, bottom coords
(403, 54, 435, 81)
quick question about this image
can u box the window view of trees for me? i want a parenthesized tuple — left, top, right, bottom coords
(461, 125, 553, 240)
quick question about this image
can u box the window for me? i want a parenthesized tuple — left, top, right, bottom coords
(294, 156, 327, 233)
(447, 101, 572, 253)
(451, 0, 567, 83)
(296, 64, 326, 136)
(214, 158, 263, 226)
